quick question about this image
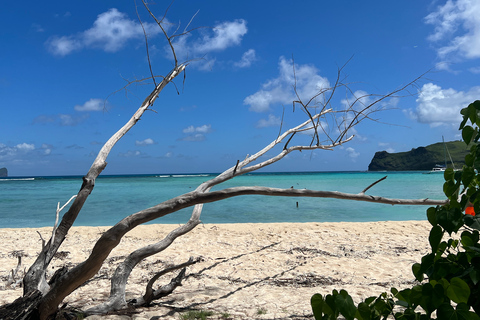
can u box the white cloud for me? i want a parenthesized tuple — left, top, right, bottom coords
(469, 66, 480, 73)
(74, 98, 105, 112)
(196, 124, 213, 133)
(408, 83, 480, 126)
(171, 19, 247, 67)
(46, 8, 160, 56)
(244, 57, 329, 112)
(345, 147, 360, 160)
(35, 99, 102, 127)
(180, 124, 212, 141)
(425, 0, 480, 61)
(182, 126, 196, 134)
(256, 114, 281, 128)
(33, 113, 89, 126)
(135, 138, 155, 146)
(182, 124, 212, 134)
(234, 49, 256, 68)
(41, 144, 53, 155)
(195, 20, 247, 53)
(378, 142, 395, 153)
(118, 150, 148, 157)
(46, 36, 82, 56)
(59, 114, 89, 126)
(341, 90, 373, 111)
(15, 143, 35, 151)
(181, 134, 207, 142)
(0, 143, 37, 161)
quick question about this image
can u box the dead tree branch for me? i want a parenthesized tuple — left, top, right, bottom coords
(23, 63, 186, 298)
(83, 62, 432, 313)
(10, 3, 439, 320)
(361, 176, 387, 194)
(138, 256, 201, 306)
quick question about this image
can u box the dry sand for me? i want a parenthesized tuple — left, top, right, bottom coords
(0, 221, 432, 319)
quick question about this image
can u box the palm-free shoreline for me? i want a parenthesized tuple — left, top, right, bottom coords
(0, 221, 431, 319)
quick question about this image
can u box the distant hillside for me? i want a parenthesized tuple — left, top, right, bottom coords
(0, 167, 7, 177)
(368, 141, 470, 171)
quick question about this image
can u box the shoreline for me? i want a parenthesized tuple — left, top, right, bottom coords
(0, 221, 432, 319)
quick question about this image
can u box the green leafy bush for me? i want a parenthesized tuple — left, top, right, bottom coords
(311, 100, 480, 320)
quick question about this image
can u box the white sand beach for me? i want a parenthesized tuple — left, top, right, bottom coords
(0, 221, 432, 319)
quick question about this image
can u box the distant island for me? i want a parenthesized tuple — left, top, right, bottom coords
(368, 141, 469, 171)
(0, 167, 7, 177)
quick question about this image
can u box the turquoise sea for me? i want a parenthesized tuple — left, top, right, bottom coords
(0, 172, 446, 228)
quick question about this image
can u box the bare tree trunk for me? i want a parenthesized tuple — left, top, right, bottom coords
(85, 209, 203, 314)
(22, 64, 185, 301)
(38, 185, 445, 318)
(7, 3, 439, 319)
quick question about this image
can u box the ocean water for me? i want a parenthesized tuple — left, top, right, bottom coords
(0, 172, 446, 228)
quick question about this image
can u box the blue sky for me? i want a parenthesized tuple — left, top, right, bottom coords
(1, 0, 480, 176)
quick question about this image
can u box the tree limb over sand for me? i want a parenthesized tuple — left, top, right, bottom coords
(4, 2, 443, 319)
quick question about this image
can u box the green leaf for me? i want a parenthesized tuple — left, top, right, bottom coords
(443, 180, 460, 198)
(462, 167, 476, 187)
(357, 302, 371, 320)
(335, 290, 357, 320)
(465, 153, 475, 166)
(460, 303, 480, 320)
(463, 126, 475, 145)
(461, 230, 475, 247)
(410, 284, 423, 300)
(311, 294, 325, 320)
(412, 263, 423, 282)
(470, 268, 480, 286)
(446, 277, 470, 304)
(472, 100, 480, 111)
(470, 257, 480, 285)
(464, 214, 480, 231)
(430, 225, 444, 253)
(472, 100, 480, 126)
(437, 206, 464, 234)
(373, 298, 389, 316)
(324, 293, 337, 316)
(364, 296, 376, 305)
(436, 303, 455, 320)
(427, 207, 438, 226)
(436, 303, 480, 320)
(444, 168, 456, 182)
(432, 283, 446, 310)
(396, 288, 413, 304)
(460, 118, 468, 130)
(469, 103, 479, 125)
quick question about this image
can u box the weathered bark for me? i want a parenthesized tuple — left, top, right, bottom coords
(20, 64, 185, 318)
(0, 290, 42, 320)
(35, 184, 447, 319)
(138, 266, 189, 306)
(14, 4, 433, 317)
(85, 213, 203, 314)
(25, 100, 440, 319)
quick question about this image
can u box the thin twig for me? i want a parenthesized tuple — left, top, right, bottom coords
(360, 176, 387, 194)
(135, 0, 156, 86)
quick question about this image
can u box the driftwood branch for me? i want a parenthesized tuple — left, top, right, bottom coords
(14, 3, 437, 319)
(23, 62, 186, 300)
(5, 254, 24, 289)
(84, 60, 431, 313)
(48, 182, 447, 316)
(52, 195, 77, 245)
(139, 256, 201, 306)
(361, 176, 387, 194)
